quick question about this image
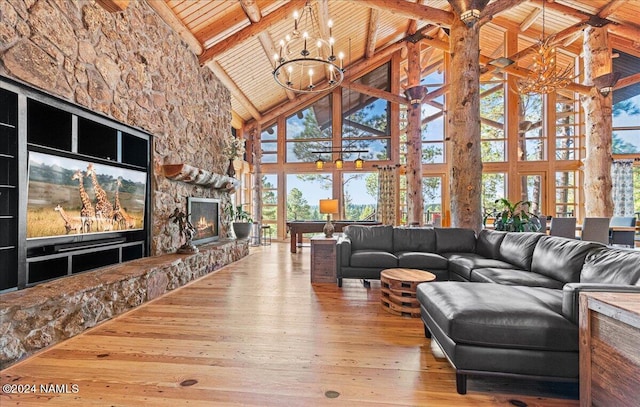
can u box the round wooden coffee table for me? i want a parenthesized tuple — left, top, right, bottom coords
(380, 268, 436, 317)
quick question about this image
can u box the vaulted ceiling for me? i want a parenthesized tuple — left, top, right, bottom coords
(105, 0, 640, 127)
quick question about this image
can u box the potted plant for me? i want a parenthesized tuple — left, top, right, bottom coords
(225, 204, 253, 239)
(484, 198, 542, 232)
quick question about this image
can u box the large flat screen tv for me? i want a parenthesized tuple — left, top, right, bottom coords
(27, 151, 147, 240)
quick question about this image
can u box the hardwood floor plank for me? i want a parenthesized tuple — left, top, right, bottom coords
(1, 243, 578, 406)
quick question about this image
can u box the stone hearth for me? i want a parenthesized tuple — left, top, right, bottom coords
(0, 239, 249, 368)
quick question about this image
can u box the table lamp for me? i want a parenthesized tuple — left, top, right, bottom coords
(319, 198, 339, 237)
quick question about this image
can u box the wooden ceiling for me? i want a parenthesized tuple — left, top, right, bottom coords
(126, 0, 640, 127)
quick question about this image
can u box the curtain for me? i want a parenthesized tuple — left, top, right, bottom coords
(377, 165, 398, 225)
(611, 159, 634, 216)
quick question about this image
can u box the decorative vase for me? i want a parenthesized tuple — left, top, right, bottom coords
(227, 158, 236, 178)
(232, 222, 251, 239)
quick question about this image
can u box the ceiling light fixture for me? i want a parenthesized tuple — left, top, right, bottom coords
(311, 148, 368, 170)
(517, 1, 577, 95)
(273, 0, 344, 94)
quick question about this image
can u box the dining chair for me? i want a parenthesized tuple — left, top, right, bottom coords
(549, 217, 576, 238)
(579, 217, 610, 244)
(609, 216, 637, 247)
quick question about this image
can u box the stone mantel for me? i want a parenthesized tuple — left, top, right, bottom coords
(0, 239, 249, 368)
(163, 163, 239, 191)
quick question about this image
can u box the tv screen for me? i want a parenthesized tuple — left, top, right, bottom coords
(27, 151, 147, 240)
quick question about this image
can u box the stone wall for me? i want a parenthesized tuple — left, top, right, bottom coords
(0, 240, 249, 368)
(0, 0, 233, 255)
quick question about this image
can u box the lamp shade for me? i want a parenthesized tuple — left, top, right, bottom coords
(319, 199, 339, 214)
(334, 157, 343, 169)
(315, 158, 324, 170)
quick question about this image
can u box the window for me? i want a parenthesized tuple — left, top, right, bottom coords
(423, 176, 442, 224)
(480, 82, 506, 162)
(482, 173, 506, 214)
(260, 123, 278, 163)
(342, 172, 377, 220)
(555, 171, 578, 218)
(519, 94, 545, 161)
(261, 174, 278, 236)
(555, 92, 580, 160)
(342, 63, 391, 161)
(612, 93, 640, 154)
(286, 96, 332, 163)
(286, 173, 332, 221)
(421, 70, 445, 164)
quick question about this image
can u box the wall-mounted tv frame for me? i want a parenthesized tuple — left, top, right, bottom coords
(187, 197, 220, 246)
(26, 147, 148, 252)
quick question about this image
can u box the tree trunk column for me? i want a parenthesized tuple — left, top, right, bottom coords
(250, 125, 262, 242)
(448, 17, 482, 231)
(405, 40, 423, 225)
(581, 26, 613, 217)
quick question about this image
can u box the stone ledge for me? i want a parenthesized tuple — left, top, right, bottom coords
(0, 239, 249, 369)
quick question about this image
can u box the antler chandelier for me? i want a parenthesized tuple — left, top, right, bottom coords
(273, 0, 344, 94)
(517, 2, 576, 95)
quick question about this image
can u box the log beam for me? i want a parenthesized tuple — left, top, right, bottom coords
(95, 0, 129, 13)
(147, 0, 203, 55)
(366, 9, 380, 58)
(581, 26, 613, 217)
(199, 2, 299, 65)
(357, 0, 454, 27)
(346, 81, 408, 106)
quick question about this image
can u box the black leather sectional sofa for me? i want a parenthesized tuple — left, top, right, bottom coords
(337, 225, 640, 394)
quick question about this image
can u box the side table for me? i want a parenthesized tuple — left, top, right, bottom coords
(380, 268, 436, 317)
(310, 235, 337, 284)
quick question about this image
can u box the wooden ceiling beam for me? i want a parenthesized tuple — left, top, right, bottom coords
(206, 61, 262, 121)
(615, 72, 640, 91)
(611, 34, 640, 59)
(345, 81, 408, 106)
(365, 9, 380, 58)
(519, 7, 541, 32)
(147, 0, 203, 55)
(196, 5, 249, 47)
(199, 1, 299, 65)
(479, 0, 528, 25)
(357, 0, 454, 27)
(95, 0, 129, 13)
(239, 0, 296, 101)
(598, 0, 626, 19)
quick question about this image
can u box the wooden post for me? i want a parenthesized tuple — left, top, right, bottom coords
(581, 26, 613, 217)
(405, 40, 423, 225)
(250, 125, 262, 243)
(448, 17, 482, 231)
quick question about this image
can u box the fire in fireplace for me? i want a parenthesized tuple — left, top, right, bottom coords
(187, 197, 220, 245)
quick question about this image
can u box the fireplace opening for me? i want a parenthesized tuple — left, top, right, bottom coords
(187, 197, 220, 245)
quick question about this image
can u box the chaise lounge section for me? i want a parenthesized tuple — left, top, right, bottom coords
(418, 233, 640, 394)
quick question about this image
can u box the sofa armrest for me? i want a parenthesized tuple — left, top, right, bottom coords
(337, 235, 352, 273)
(562, 283, 640, 323)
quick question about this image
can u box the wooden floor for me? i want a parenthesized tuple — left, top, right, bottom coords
(1, 243, 578, 406)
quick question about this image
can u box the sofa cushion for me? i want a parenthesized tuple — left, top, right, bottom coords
(435, 228, 476, 253)
(417, 282, 576, 351)
(475, 229, 507, 259)
(498, 232, 543, 270)
(344, 225, 394, 252)
(396, 252, 448, 270)
(350, 250, 398, 268)
(530, 236, 602, 283)
(471, 267, 565, 289)
(445, 253, 515, 281)
(393, 227, 436, 253)
(581, 247, 640, 285)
